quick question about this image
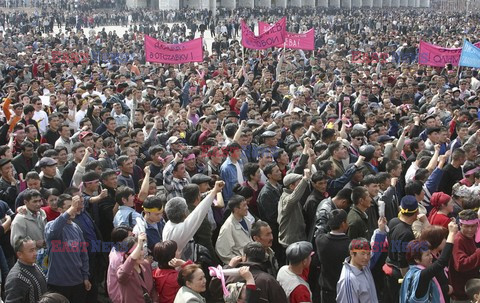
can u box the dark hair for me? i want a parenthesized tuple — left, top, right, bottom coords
(362, 174, 378, 186)
(317, 160, 332, 174)
(183, 184, 200, 206)
(243, 162, 260, 181)
(25, 171, 40, 181)
(405, 240, 430, 265)
(111, 226, 132, 243)
(117, 155, 130, 167)
(57, 194, 72, 209)
(419, 225, 448, 250)
(115, 186, 135, 205)
(327, 141, 343, 156)
(263, 162, 278, 178)
(143, 195, 165, 211)
(336, 188, 353, 206)
(232, 184, 253, 200)
(101, 169, 117, 180)
(23, 189, 42, 202)
(153, 240, 178, 269)
(244, 242, 267, 263)
(311, 171, 327, 183)
(251, 220, 270, 239)
(72, 142, 85, 153)
(227, 194, 246, 212)
(414, 168, 430, 183)
(459, 209, 478, 221)
(177, 264, 202, 286)
(351, 187, 368, 205)
(82, 171, 101, 183)
(466, 278, 480, 301)
(328, 209, 348, 230)
(386, 159, 402, 173)
(376, 172, 391, 184)
(14, 236, 33, 254)
(405, 181, 423, 195)
(86, 160, 102, 172)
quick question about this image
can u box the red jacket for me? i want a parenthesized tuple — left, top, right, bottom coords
(449, 232, 480, 300)
(152, 260, 192, 303)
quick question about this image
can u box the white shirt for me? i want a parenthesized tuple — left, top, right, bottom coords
(33, 110, 48, 135)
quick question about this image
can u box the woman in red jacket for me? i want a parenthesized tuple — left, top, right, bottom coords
(428, 192, 454, 228)
(152, 240, 192, 303)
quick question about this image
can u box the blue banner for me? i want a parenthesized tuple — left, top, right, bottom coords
(459, 39, 480, 68)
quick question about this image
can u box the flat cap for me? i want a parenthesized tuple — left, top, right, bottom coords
(38, 157, 57, 168)
(286, 241, 313, 264)
(283, 173, 302, 187)
(191, 174, 212, 185)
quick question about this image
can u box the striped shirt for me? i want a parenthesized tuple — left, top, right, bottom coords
(336, 258, 378, 303)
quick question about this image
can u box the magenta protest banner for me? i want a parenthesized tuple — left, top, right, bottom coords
(144, 35, 203, 64)
(258, 21, 314, 50)
(241, 17, 286, 50)
(419, 40, 480, 67)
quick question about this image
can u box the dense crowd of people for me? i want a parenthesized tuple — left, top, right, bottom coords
(0, 3, 480, 303)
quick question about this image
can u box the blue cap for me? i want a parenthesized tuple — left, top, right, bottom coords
(400, 195, 418, 214)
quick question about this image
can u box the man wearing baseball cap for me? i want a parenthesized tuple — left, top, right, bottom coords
(277, 241, 314, 303)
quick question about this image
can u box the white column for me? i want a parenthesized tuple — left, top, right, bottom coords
(126, 0, 147, 8)
(210, 0, 217, 13)
(159, 0, 179, 9)
(400, 0, 407, 6)
(317, 0, 328, 6)
(391, 0, 400, 6)
(341, 0, 352, 8)
(238, 0, 254, 6)
(256, 0, 272, 7)
(302, 0, 315, 6)
(330, 0, 341, 6)
(363, 0, 373, 6)
(352, 0, 362, 7)
(383, 0, 391, 6)
(221, 0, 237, 8)
(290, 0, 302, 6)
(273, 0, 287, 7)
(373, 0, 382, 6)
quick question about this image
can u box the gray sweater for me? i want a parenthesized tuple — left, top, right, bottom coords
(277, 178, 309, 247)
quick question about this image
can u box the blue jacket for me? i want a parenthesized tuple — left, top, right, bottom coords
(220, 157, 244, 202)
(45, 212, 89, 286)
(400, 265, 441, 303)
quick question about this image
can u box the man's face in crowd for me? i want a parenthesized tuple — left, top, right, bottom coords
(23, 147, 34, 158)
(269, 165, 282, 182)
(103, 174, 118, 189)
(121, 159, 134, 175)
(74, 147, 86, 162)
(42, 164, 57, 178)
(25, 195, 42, 213)
(366, 182, 380, 197)
(461, 223, 478, 239)
(254, 225, 273, 248)
(107, 120, 116, 131)
(17, 240, 37, 265)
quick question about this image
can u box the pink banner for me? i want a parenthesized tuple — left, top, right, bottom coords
(258, 21, 315, 50)
(241, 17, 286, 50)
(144, 35, 203, 64)
(419, 40, 480, 67)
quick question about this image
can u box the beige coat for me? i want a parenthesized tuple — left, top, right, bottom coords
(174, 286, 206, 303)
(10, 209, 47, 246)
(215, 213, 252, 264)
